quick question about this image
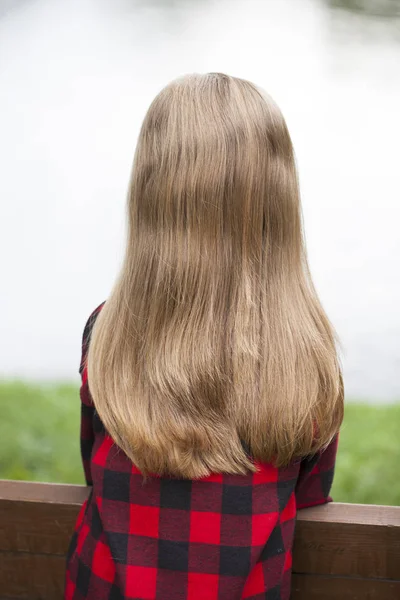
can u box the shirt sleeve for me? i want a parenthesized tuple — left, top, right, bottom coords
(295, 435, 339, 510)
(79, 303, 104, 486)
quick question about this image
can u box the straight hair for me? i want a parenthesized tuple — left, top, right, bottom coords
(87, 73, 344, 478)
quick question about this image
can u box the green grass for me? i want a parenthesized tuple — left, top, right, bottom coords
(0, 381, 83, 484)
(0, 381, 399, 505)
(332, 402, 400, 505)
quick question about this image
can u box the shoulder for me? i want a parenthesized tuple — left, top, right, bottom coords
(82, 302, 106, 345)
(79, 302, 106, 374)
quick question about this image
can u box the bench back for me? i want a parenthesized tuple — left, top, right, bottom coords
(0, 480, 399, 599)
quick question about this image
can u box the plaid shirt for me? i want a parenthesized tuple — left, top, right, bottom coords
(65, 304, 338, 600)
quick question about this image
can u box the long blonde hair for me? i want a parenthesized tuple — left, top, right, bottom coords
(88, 73, 343, 478)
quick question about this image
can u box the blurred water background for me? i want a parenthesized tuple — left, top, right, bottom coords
(0, 0, 399, 401)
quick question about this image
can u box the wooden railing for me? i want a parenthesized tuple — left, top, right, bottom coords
(0, 480, 399, 599)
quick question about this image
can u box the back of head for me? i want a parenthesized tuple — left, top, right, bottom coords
(88, 73, 343, 478)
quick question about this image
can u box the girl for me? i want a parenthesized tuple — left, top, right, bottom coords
(65, 73, 343, 600)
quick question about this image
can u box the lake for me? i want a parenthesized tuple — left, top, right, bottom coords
(0, 0, 399, 401)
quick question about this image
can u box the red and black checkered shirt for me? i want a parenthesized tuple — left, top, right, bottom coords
(65, 304, 338, 600)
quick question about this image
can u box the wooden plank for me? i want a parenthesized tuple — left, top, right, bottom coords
(1, 568, 399, 600)
(297, 501, 400, 527)
(2, 481, 398, 528)
(0, 553, 65, 600)
(0, 482, 84, 600)
(1, 483, 399, 579)
(291, 574, 400, 600)
(1, 480, 400, 600)
(0, 499, 81, 555)
(294, 517, 400, 580)
(0, 480, 89, 505)
(0, 481, 90, 556)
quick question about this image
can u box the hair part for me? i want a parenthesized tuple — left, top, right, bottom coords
(88, 73, 344, 478)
